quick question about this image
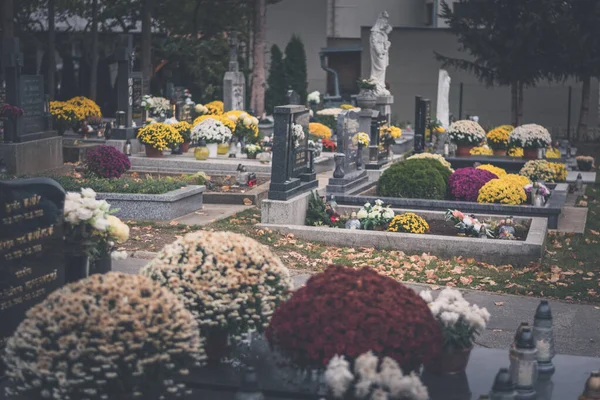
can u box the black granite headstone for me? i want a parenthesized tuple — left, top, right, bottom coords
(414, 96, 429, 153)
(365, 113, 389, 170)
(132, 72, 143, 124)
(19, 75, 45, 134)
(112, 35, 137, 140)
(268, 105, 318, 201)
(0, 178, 66, 368)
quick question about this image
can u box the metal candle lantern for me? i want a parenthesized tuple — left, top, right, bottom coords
(576, 173, 584, 191)
(532, 300, 555, 376)
(580, 371, 600, 400)
(489, 368, 517, 400)
(235, 367, 265, 400)
(116, 111, 126, 128)
(510, 327, 538, 399)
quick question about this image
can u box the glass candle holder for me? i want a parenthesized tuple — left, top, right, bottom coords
(533, 300, 555, 376)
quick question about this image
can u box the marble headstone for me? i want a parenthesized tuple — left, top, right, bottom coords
(223, 33, 245, 112)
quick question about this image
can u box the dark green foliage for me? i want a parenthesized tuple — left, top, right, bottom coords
(266, 45, 287, 114)
(50, 176, 186, 194)
(284, 35, 308, 104)
(405, 158, 452, 183)
(305, 191, 330, 226)
(377, 160, 447, 200)
(315, 115, 337, 132)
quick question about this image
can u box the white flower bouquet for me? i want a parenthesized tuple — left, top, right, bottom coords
(420, 288, 490, 351)
(509, 124, 552, 149)
(292, 123, 306, 148)
(356, 199, 395, 230)
(325, 351, 429, 400)
(141, 95, 171, 118)
(317, 107, 360, 117)
(64, 188, 129, 261)
(447, 120, 486, 146)
(308, 90, 321, 105)
(190, 118, 232, 144)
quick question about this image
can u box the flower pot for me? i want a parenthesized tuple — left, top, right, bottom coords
(195, 146, 210, 160)
(145, 145, 163, 158)
(577, 160, 593, 172)
(217, 143, 230, 155)
(493, 149, 507, 156)
(456, 145, 474, 157)
(91, 256, 112, 275)
(523, 147, 539, 160)
(207, 143, 218, 158)
(356, 94, 377, 110)
(426, 346, 473, 375)
(247, 153, 257, 160)
(205, 332, 230, 363)
(180, 141, 190, 153)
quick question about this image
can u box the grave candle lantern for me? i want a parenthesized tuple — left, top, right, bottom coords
(489, 368, 517, 400)
(510, 326, 538, 400)
(576, 173, 584, 191)
(579, 371, 600, 400)
(116, 111, 126, 128)
(532, 300, 555, 376)
(235, 367, 265, 400)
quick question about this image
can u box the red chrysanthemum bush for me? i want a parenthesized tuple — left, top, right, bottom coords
(85, 145, 131, 178)
(266, 266, 442, 370)
(448, 167, 497, 202)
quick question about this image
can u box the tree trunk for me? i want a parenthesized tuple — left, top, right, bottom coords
(518, 81, 524, 126)
(250, 0, 266, 117)
(47, 0, 56, 99)
(88, 0, 99, 100)
(141, 0, 153, 94)
(510, 81, 518, 127)
(577, 74, 591, 141)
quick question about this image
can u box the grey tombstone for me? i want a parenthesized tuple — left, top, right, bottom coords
(358, 108, 389, 170)
(223, 33, 246, 112)
(327, 110, 369, 194)
(287, 90, 301, 105)
(0, 178, 66, 374)
(414, 96, 429, 153)
(268, 105, 317, 200)
(111, 35, 137, 140)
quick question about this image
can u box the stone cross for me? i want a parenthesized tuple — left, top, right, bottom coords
(229, 32, 239, 72)
(223, 32, 245, 112)
(116, 35, 133, 128)
(436, 69, 451, 129)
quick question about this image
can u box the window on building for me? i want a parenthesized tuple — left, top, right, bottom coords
(425, 3, 434, 26)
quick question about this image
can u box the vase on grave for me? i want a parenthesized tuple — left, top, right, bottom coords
(426, 346, 473, 375)
(456, 145, 474, 157)
(493, 149, 507, 156)
(144, 145, 163, 158)
(356, 90, 377, 110)
(523, 147, 538, 160)
(217, 143, 230, 155)
(356, 145, 364, 169)
(180, 141, 190, 153)
(66, 255, 112, 283)
(207, 143, 219, 158)
(195, 140, 210, 160)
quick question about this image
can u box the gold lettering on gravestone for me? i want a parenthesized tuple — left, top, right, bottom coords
(14, 267, 33, 279)
(3, 195, 41, 214)
(24, 270, 58, 290)
(0, 288, 46, 311)
(4, 244, 43, 261)
(2, 209, 44, 225)
(0, 226, 54, 251)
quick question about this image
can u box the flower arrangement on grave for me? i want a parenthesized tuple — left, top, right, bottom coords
(137, 122, 183, 150)
(509, 124, 552, 149)
(309, 122, 333, 139)
(476, 164, 507, 178)
(266, 266, 443, 370)
(243, 143, 262, 157)
(308, 90, 321, 105)
(193, 114, 236, 132)
(0, 103, 24, 121)
(353, 132, 370, 147)
(190, 118, 232, 144)
(64, 188, 130, 261)
(325, 352, 429, 400)
(3, 272, 205, 399)
(141, 95, 171, 118)
(576, 155, 595, 171)
(519, 160, 566, 183)
(406, 153, 454, 172)
(486, 125, 514, 150)
(356, 199, 395, 230)
(194, 103, 209, 115)
(317, 108, 346, 117)
(305, 191, 345, 227)
(448, 167, 498, 202)
(66, 96, 102, 120)
(323, 138, 337, 152)
(477, 178, 527, 205)
(545, 147, 561, 159)
(340, 103, 355, 110)
(387, 212, 429, 234)
(419, 288, 490, 372)
(444, 209, 494, 237)
(469, 145, 493, 155)
(141, 231, 292, 359)
(357, 77, 378, 91)
(447, 120, 486, 146)
(205, 100, 224, 115)
(501, 173, 531, 187)
(50, 101, 83, 134)
(525, 182, 551, 202)
(173, 121, 192, 143)
(292, 122, 306, 148)
(85, 145, 131, 179)
(223, 110, 259, 139)
(508, 146, 524, 157)
(377, 159, 448, 200)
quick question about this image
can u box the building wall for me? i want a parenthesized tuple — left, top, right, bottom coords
(360, 27, 598, 133)
(266, 0, 329, 93)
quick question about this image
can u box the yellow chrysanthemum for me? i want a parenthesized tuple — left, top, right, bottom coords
(340, 104, 355, 110)
(388, 213, 429, 234)
(478, 179, 527, 205)
(353, 132, 370, 147)
(173, 121, 192, 141)
(205, 100, 224, 115)
(546, 147, 561, 159)
(501, 174, 531, 187)
(66, 96, 102, 120)
(486, 125, 513, 150)
(309, 122, 332, 139)
(470, 146, 493, 155)
(380, 125, 402, 139)
(549, 162, 568, 182)
(136, 123, 183, 151)
(508, 147, 524, 157)
(477, 164, 507, 177)
(519, 160, 567, 183)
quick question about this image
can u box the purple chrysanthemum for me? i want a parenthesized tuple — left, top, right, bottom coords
(448, 167, 497, 202)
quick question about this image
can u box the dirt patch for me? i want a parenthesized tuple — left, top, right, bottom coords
(206, 175, 269, 193)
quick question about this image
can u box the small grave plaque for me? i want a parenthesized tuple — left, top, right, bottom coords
(0, 178, 65, 350)
(19, 75, 45, 134)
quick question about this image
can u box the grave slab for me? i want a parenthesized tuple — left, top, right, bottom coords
(0, 136, 63, 175)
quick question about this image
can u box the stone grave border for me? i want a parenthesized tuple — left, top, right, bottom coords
(259, 208, 547, 267)
(202, 181, 269, 206)
(96, 185, 205, 220)
(445, 155, 569, 173)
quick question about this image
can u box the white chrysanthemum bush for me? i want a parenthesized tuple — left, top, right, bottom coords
(419, 288, 490, 351)
(509, 124, 552, 149)
(4, 273, 205, 399)
(190, 118, 232, 144)
(140, 231, 293, 344)
(447, 120, 486, 146)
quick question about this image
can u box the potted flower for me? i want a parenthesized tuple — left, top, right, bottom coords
(0, 104, 24, 138)
(142, 95, 171, 121)
(266, 266, 442, 371)
(49, 101, 79, 135)
(447, 120, 486, 157)
(576, 155, 595, 172)
(136, 122, 183, 158)
(322, 138, 337, 152)
(353, 132, 370, 169)
(356, 199, 394, 230)
(244, 143, 262, 159)
(64, 188, 130, 282)
(190, 118, 232, 158)
(173, 121, 192, 152)
(509, 124, 552, 160)
(141, 231, 292, 362)
(307, 90, 321, 114)
(420, 288, 490, 374)
(486, 125, 514, 156)
(387, 212, 429, 234)
(309, 122, 332, 140)
(356, 78, 378, 109)
(292, 123, 306, 148)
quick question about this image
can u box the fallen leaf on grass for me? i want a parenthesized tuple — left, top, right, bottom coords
(243, 198, 253, 206)
(492, 329, 503, 333)
(169, 220, 179, 226)
(459, 276, 473, 285)
(494, 302, 505, 306)
(590, 230, 600, 236)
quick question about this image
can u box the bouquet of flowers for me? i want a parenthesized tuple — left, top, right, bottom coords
(420, 288, 490, 351)
(356, 199, 394, 230)
(308, 91, 321, 105)
(292, 123, 306, 148)
(64, 188, 130, 261)
(353, 132, 370, 147)
(173, 121, 192, 143)
(266, 266, 442, 370)
(323, 138, 337, 152)
(309, 122, 332, 139)
(223, 111, 260, 142)
(447, 120, 486, 146)
(137, 122, 184, 150)
(325, 352, 429, 400)
(509, 124, 552, 149)
(357, 78, 378, 91)
(486, 125, 514, 150)
(525, 182, 551, 203)
(141, 95, 171, 118)
(190, 118, 232, 144)
(0, 104, 24, 121)
(243, 143, 262, 157)
(444, 209, 494, 237)
(66, 96, 102, 120)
